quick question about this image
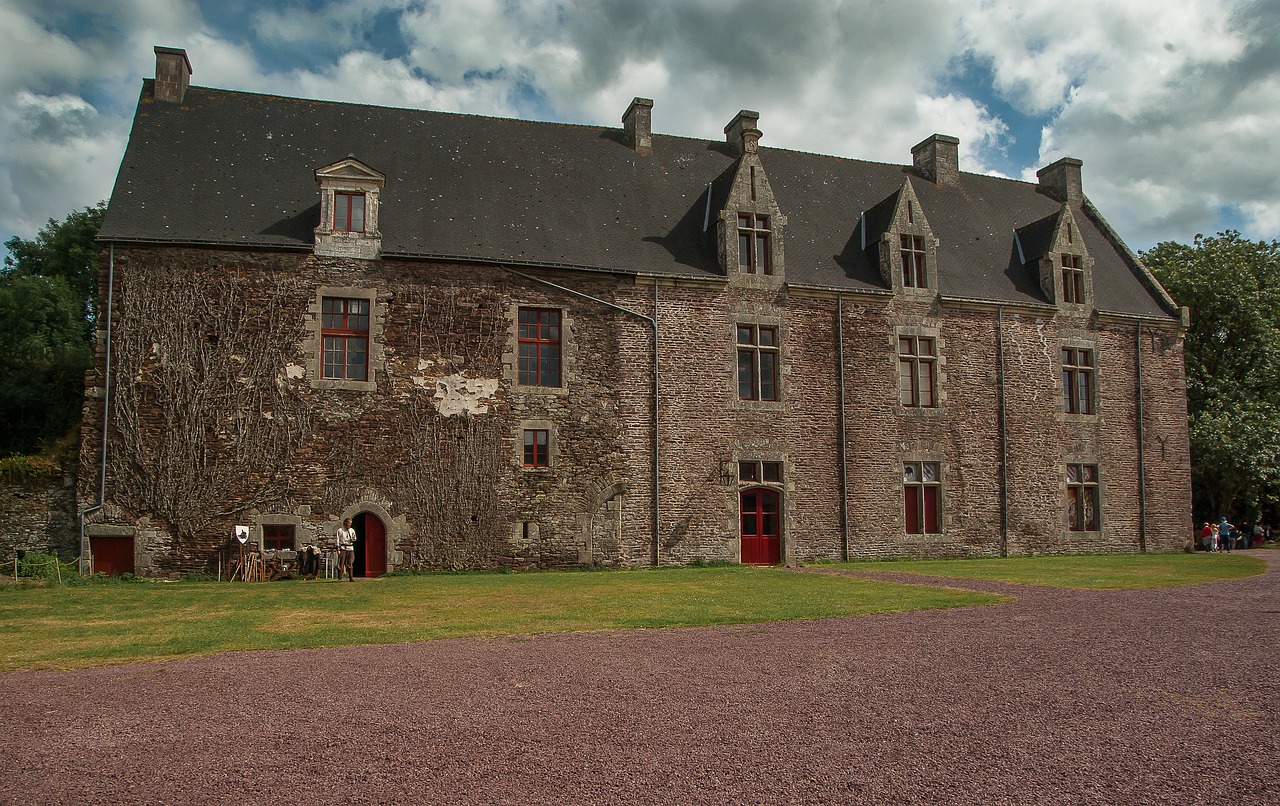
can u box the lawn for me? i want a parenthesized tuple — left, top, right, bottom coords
(0, 566, 1003, 673)
(824, 552, 1266, 589)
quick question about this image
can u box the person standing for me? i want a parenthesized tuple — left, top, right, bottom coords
(335, 518, 357, 581)
(1217, 517, 1234, 553)
(1200, 522, 1215, 552)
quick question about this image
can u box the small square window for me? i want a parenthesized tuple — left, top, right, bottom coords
(523, 429, 549, 467)
(263, 524, 296, 552)
(738, 461, 759, 482)
(762, 462, 782, 482)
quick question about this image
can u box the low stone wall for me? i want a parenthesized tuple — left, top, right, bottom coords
(0, 475, 79, 561)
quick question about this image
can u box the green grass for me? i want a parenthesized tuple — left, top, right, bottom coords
(822, 552, 1266, 589)
(0, 566, 1004, 673)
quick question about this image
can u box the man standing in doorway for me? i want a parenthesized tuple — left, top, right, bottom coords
(336, 518, 356, 581)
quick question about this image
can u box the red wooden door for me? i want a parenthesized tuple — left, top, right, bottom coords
(90, 535, 134, 576)
(740, 488, 781, 565)
(363, 514, 386, 577)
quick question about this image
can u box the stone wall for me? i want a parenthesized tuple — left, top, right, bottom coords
(80, 244, 1192, 576)
(1, 473, 78, 561)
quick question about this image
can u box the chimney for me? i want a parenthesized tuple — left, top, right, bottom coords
(911, 134, 960, 187)
(1037, 157, 1084, 204)
(154, 46, 192, 103)
(622, 97, 653, 156)
(724, 110, 761, 156)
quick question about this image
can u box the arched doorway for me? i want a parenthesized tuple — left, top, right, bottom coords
(352, 512, 387, 577)
(740, 488, 781, 565)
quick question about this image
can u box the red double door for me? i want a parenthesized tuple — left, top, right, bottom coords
(740, 488, 781, 565)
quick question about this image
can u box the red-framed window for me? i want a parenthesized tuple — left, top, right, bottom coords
(738, 213, 772, 275)
(1062, 346, 1095, 414)
(322, 297, 370, 381)
(1061, 254, 1085, 304)
(518, 308, 561, 387)
(334, 192, 366, 233)
(523, 429, 549, 467)
(900, 234, 926, 288)
(263, 524, 296, 552)
(737, 324, 779, 401)
(1066, 463, 1100, 531)
(738, 460, 783, 483)
(904, 461, 941, 534)
(898, 335, 937, 408)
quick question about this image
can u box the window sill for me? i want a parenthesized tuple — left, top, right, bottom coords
(312, 378, 376, 393)
(513, 384, 569, 397)
(732, 399, 785, 412)
(897, 405, 948, 417)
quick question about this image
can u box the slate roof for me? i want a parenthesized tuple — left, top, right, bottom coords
(101, 81, 1176, 319)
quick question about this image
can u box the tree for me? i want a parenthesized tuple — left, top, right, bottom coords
(1143, 231, 1280, 522)
(4, 201, 105, 323)
(0, 203, 104, 457)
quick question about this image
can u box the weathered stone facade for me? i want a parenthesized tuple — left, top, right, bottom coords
(1, 474, 78, 562)
(80, 48, 1192, 575)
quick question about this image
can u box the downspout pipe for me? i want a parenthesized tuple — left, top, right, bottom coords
(836, 294, 849, 561)
(997, 307, 1009, 557)
(1136, 323, 1147, 552)
(79, 243, 116, 574)
(498, 266, 661, 566)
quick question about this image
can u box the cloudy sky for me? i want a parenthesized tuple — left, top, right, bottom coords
(3, 0, 1279, 253)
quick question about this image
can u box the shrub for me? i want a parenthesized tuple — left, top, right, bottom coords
(0, 454, 61, 484)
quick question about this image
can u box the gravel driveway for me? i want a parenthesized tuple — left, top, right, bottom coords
(2, 553, 1277, 805)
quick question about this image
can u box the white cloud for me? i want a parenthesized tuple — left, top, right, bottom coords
(0, 91, 127, 236)
(987, 0, 1280, 244)
(3, 0, 1279, 251)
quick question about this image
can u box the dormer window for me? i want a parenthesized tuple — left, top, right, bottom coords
(901, 235, 927, 288)
(334, 192, 366, 233)
(1061, 254, 1085, 304)
(313, 157, 385, 260)
(738, 214, 772, 275)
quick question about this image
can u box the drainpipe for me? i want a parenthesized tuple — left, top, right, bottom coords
(997, 307, 1009, 557)
(79, 243, 116, 575)
(1136, 323, 1147, 552)
(497, 266, 661, 566)
(836, 294, 849, 561)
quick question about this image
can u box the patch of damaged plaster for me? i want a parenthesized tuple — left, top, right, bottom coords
(432, 375, 500, 416)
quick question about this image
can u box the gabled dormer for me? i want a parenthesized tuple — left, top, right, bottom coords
(314, 156, 385, 260)
(1016, 204, 1094, 309)
(861, 178, 939, 296)
(715, 110, 786, 286)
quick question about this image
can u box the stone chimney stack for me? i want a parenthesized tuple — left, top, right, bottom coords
(622, 97, 653, 156)
(724, 110, 762, 156)
(154, 46, 192, 103)
(911, 134, 960, 187)
(1037, 157, 1084, 205)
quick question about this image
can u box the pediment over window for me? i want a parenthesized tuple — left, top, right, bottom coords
(1015, 203, 1093, 308)
(314, 156, 386, 260)
(860, 178, 938, 295)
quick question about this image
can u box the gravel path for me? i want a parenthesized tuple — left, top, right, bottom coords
(2, 553, 1277, 805)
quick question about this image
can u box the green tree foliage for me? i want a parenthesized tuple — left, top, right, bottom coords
(0, 203, 104, 457)
(1143, 231, 1280, 521)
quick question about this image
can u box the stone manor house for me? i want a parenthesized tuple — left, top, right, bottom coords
(79, 47, 1192, 576)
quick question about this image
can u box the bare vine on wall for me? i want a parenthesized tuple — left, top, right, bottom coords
(107, 252, 315, 550)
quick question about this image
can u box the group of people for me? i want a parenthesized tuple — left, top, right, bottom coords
(1200, 518, 1273, 552)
